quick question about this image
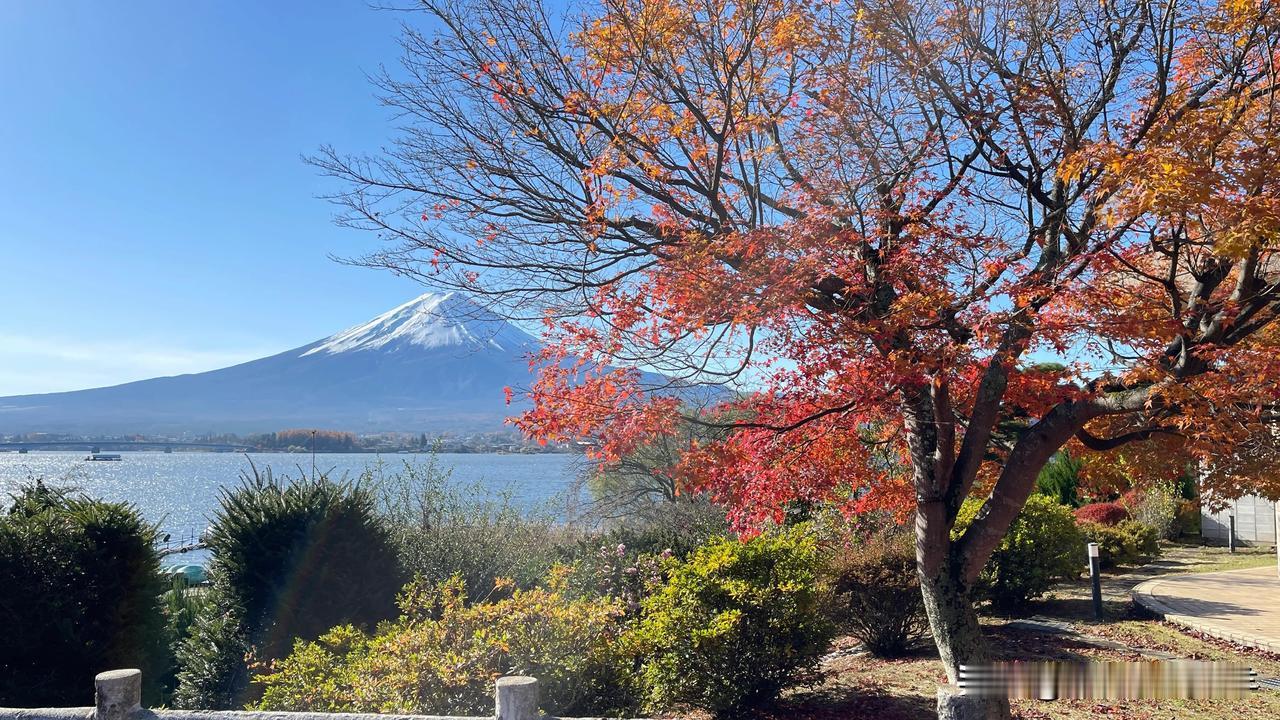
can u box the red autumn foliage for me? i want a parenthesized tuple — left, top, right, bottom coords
(1074, 503, 1129, 528)
(316, 0, 1280, 696)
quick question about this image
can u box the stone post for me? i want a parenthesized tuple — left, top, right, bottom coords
(95, 670, 141, 720)
(936, 683, 1009, 720)
(495, 676, 538, 720)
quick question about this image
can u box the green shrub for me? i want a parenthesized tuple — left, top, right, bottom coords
(582, 499, 729, 561)
(1036, 451, 1082, 507)
(1079, 520, 1160, 568)
(627, 528, 835, 717)
(174, 469, 403, 709)
(954, 494, 1084, 612)
(823, 529, 927, 657)
(0, 482, 168, 706)
(561, 504, 727, 614)
(255, 572, 636, 717)
(155, 576, 213, 702)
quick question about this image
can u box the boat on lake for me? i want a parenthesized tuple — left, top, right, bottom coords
(85, 453, 123, 461)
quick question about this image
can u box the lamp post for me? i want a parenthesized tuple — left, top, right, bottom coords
(1087, 542, 1103, 620)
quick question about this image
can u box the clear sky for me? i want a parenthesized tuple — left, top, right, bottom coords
(0, 1, 438, 395)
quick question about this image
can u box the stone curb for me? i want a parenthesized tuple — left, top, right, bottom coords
(1131, 569, 1280, 655)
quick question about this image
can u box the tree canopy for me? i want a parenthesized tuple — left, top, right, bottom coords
(317, 0, 1280, 708)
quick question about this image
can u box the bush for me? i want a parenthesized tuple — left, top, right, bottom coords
(563, 541, 670, 617)
(1079, 520, 1161, 568)
(255, 572, 636, 717)
(581, 499, 730, 561)
(561, 503, 727, 615)
(1124, 483, 1181, 539)
(627, 528, 835, 717)
(155, 577, 213, 702)
(174, 469, 403, 709)
(1176, 499, 1201, 536)
(824, 529, 927, 657)
(0, 482, 169, 706)
(374, 459, 569, 602)
(1074, 502, 1129, 526)
(1036, 451, 1082, 507)
(954, 494, 1084, 612)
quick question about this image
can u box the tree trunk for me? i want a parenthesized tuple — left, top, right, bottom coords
(920, 563, 1011, 720)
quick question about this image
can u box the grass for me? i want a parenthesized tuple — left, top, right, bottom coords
(759, 541, 1280, 720)
(1160, 539, 1276, 575)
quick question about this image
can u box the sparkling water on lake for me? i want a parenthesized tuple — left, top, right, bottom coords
(0, 451, 585, 559)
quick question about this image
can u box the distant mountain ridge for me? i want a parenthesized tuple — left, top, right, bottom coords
(0, 293, 547, 435)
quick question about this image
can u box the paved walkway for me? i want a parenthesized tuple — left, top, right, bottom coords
(1132, 565, 1280, 654)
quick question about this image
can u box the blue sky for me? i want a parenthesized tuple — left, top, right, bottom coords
(0, 1, 437, 395)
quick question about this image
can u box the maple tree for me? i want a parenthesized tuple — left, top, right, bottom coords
(316, 0, 1280, 716)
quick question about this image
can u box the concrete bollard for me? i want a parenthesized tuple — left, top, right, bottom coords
(495, 676, 538, 720)
(95, 669, 141, 720)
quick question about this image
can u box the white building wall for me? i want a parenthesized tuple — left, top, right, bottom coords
(1202, 493, 1278, 545)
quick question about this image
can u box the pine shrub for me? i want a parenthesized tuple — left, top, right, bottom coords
(174, 469, 403, 709)
(1035, 451, 1083, 507)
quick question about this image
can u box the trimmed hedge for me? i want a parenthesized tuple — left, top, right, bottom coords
(0, 482, 168, 705)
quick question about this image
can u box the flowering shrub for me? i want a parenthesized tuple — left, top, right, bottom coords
(567, 541, 670, 616)
(1074, 502, 1129, 526)
(626, 528, 834, 717)
(254, 571, 636, 717)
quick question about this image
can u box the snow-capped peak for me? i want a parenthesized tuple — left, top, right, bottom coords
(301, 292, 535, 357)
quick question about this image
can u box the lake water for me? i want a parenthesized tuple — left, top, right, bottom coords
(0, 451, 586, 560)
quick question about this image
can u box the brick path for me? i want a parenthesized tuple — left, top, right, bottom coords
(1132, 565, 1280, 653)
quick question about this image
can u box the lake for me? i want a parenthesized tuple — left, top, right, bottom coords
(0, 451, 587, 559)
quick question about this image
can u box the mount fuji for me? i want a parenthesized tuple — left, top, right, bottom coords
(0, 293, 553, 435)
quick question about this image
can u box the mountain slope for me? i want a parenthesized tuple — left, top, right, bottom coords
(0, 293, 544, 435)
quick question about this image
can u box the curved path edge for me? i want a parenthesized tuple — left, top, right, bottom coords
(1131, 566, 1280, 655)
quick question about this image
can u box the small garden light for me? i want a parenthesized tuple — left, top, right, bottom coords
(1087, 542, 1102, 619)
